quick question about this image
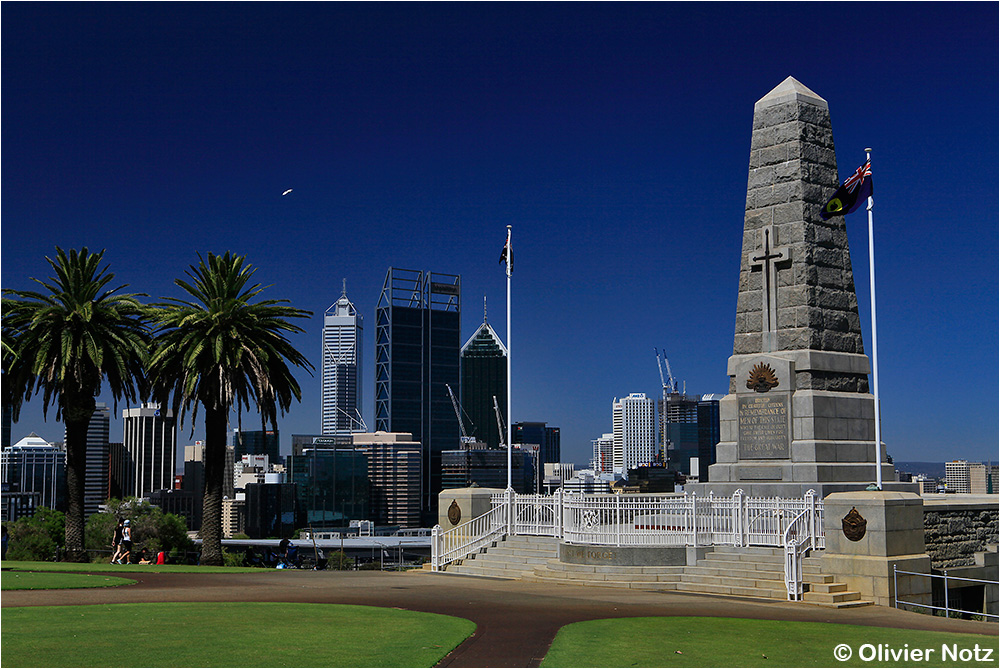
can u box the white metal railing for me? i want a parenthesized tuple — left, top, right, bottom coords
(782, 490, 821, 599)
(431, 488, 825, 599)
(431, 497, 507, 571)
(893, 565, 999, 620)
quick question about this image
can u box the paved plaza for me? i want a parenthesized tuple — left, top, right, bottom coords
(3, 569, 995, 667)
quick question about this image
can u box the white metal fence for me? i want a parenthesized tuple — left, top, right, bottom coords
(431, 489, 824, 599)
(893, 565, 999, 620)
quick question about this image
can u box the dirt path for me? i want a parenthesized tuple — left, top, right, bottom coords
(3, 569, 995, 667)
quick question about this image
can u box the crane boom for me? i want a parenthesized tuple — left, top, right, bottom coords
(493, 395, 506, 448)
(445, 384, 476, 445)
(654, 348, 666, 388)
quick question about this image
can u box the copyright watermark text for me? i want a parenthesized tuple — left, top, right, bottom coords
(833, 643, 994, 663)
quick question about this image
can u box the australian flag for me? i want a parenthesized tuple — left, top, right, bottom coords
(820, 160, 873, 219)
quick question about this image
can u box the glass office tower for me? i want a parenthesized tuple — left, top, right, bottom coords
(460, 318, 507, 450)
(375, 268, 460, 521)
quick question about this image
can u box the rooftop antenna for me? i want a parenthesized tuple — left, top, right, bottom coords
(484, 295, 488, 323)
(342, 278, 347, 297)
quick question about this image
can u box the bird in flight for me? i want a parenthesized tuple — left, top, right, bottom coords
(282, 189, 293, 196)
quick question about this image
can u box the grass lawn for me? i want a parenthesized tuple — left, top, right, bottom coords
(1, 571, 136, 590)
(1, 559, 261, 574)
(541, 616, 999, 668)
(2, 602, 475, 667)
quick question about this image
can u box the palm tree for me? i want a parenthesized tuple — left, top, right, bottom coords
(147, 252, 311, 565)
(2, 248, 150, 561)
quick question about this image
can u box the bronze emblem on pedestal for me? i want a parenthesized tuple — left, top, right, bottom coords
(842, 507, 867, 541)
(746, 362, 779, 393)
(447, 500, 462, 526)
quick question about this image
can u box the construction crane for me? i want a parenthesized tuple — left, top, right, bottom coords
(658, 348, 677, 393)
(493, 395, 506, 448)
(445, 384, 477, 446)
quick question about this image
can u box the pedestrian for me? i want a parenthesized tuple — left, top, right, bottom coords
(118, 519, 132, 564)
(110, 519, 124, 564)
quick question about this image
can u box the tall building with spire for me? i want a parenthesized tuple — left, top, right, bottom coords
(460, 298, 507, 450)
(322, 280, 363, 435)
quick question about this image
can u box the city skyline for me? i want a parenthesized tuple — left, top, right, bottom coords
(2, 4, 996, 466)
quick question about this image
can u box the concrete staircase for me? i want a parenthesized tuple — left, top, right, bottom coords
(437, 538, 871, 607)
(438, 535, 561, 579)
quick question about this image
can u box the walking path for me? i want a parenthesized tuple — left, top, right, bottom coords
(3, 569, 995, 667)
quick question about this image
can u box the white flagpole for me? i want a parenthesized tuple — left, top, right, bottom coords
(865, 148, 882, 490)
(506, 225, 513, 491)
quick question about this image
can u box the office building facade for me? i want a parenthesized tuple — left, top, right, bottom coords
(353, 432, 422, 528)
(322, 282, 364, 435)
(286, 448, 370, 527)
(612, 393, 656, 478)
(375, 268, 461, 520)
(513, 422, 560, 465)
(460, 316, 507, 450)
(441, 446, 537, 493)
(122, 404, 177, 499)
(82, 403, 111, 517)
(660, 392, 723, 476)
(233, 429, 280, 464)
(1, 434, 66, 512)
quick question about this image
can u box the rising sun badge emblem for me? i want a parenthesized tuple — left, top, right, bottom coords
(746, 362, 779, 393)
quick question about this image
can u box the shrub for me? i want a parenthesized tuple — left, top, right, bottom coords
(5, 509, 64, 562)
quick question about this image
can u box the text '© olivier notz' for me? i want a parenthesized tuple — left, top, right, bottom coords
(833, 643, 994, 663)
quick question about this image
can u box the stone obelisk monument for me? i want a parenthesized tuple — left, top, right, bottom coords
(702, 77, 906, 496)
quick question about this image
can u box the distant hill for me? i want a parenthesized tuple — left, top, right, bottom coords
(894, 461, 945, 479)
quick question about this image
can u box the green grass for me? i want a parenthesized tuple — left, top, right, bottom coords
(1, 559, 261, 574)
(2, 602, 475, 667)
(2, 571, 136, 590)
(541, 617, 999, 668)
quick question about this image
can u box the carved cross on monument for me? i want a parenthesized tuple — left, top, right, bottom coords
(748, 224, 790, 352)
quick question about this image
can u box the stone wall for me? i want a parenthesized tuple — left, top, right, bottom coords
(923, 499, 998, 569)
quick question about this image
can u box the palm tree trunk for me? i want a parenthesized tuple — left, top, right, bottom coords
(200, 406, 228, 566)
(63, 398, 95, 562)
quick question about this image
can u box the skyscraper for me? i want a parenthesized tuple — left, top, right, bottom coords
(82, 403, 110, 517)
(375, 268, 461, 521)
(122, 403, 177, 498)
(612, 393, 655, 478)
(322, 281, 364, 435)
(1, 433, 66, 513)
(460, 310, 507, 450)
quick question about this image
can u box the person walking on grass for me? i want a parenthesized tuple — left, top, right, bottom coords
(118, 520, 132, 564)
(110, 519, 124, 564)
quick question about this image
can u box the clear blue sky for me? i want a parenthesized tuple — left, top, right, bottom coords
(2, 3, 997, 467)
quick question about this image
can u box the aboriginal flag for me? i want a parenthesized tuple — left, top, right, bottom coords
(820, 160, 873, 219)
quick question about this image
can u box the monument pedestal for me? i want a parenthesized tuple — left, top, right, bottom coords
(437, 487, 504, 530)
(819, 491, 932, 608)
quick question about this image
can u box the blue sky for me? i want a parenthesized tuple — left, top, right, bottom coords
(2, 3, 997, 467)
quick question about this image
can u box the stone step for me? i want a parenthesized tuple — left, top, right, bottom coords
(802, 589, 863, 604)
(673, 582, 787, 600)
(806, 581, 849, 594)
(467, 553, 554, 566)
(679, 573, 787, 590)
(483, 547, 559, 559)
(541, 561, 684, 575)
(696, 557, 824, 576)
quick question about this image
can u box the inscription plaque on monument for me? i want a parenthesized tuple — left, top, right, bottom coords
(738, 393, 790, 459)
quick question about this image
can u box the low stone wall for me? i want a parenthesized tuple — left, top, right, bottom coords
(922, 496, 998, 569)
